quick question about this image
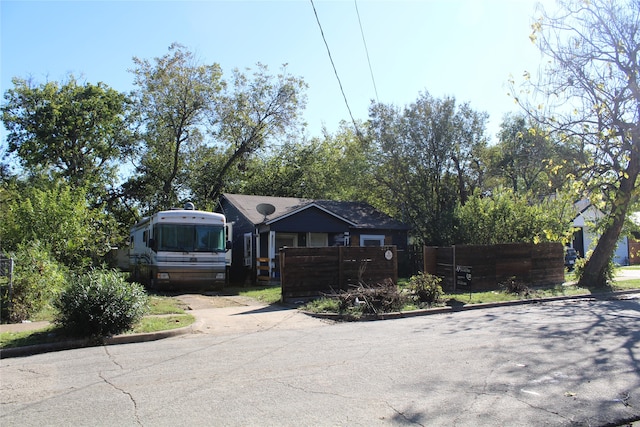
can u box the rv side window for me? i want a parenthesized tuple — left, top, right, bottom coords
(143, 230, 149, 246)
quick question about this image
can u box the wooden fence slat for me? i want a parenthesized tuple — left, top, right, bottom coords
(426, 242, 564, 292)
(280, 246, 397, 301)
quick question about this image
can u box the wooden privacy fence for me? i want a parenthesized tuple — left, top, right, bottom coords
(280, 246, 398, 301)
(424, 242, 564, 292)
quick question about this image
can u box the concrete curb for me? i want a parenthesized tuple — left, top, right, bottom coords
(2, 289, 638, 359)
(302, 289, 640, 321)
(0, 322, 196, 359)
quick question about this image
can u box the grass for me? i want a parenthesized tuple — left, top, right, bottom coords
(302, 268, 640, 315)
(2, 271, 637, 349)
(130, 314, 195, 333)
(229, 284, 282, 304)
(0, 288, 283, 349)
(0, 295, 194, 349)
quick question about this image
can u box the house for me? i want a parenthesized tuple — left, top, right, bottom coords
(629, 212, 640, 265)
(218, 193, 410, 283)
(570, 199, 629, 265)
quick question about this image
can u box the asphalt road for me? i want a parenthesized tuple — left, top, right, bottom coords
(1, 295, 639, 426)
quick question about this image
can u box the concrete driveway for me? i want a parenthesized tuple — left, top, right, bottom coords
(174, 293, 332, 335)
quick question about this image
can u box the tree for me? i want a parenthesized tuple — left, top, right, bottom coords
(234, 122, 373, 200)
(454, 188, 575, 245)
(514, 0, 640, 288)
(126, 43, 223, 213)
(1, 76, 133, 197)
(125, 45, 307, 213)
(200, 63, 307, 204)
(367, 92, 488, 245)
(488, 114, 583, 197)
(0, 177, 118, 268)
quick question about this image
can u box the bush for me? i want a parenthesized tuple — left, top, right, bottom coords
(499, 276, 531, 297)
(319, 280, 406, 318)
(1, 241, 67, 322)
(573, 252, 617, 286)
(54, 269, 148, 337)
(407, 272, 444, 307)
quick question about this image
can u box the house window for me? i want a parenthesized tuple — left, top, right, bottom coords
(360, 234, 385, 247)
(243, 233, 253, 266)
(276, 233, 298, 249)
(308, 233, 328, 247)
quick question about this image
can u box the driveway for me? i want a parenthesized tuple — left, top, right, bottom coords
(174, 293, 332, 335)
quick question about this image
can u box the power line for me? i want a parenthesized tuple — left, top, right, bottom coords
(354, 0, 379, 103)
(309, 0, 359, 132)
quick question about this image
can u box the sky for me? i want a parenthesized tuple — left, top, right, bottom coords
(1, 0, 556, 147)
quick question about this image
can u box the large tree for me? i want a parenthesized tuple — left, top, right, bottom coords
(125, 43, 223, 213)
(0, 176, 117, 268)
(234, 122, 373, 201)
(199, 63, 307, 204)
(1, 76, 133, 197)
(487, 113, 583, 197)
(125, 44, 307, 213)
(515, 0, 640, 288)
(368, 92, 488, 245)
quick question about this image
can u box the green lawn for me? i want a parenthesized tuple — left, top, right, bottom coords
(233, 284, 282, 304)
(0, 295, 194, 349)
(2, 270, 638, 349)
(302, 268, 640, 314)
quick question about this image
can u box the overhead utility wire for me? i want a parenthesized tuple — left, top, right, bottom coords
(309, 0, 360, 133)
(354, 0, 379, 103)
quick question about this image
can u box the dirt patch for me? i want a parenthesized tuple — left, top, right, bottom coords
(175, 294, 261, 310)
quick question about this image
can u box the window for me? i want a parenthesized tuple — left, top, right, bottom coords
(153, 224, 225, 252)
(360, 234, 385, 247)
(308, 233, 328, 247)
(276, 233, 298, 249)
(243, 233, 253, 266)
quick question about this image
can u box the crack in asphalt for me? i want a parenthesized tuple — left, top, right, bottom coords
(386, 402, 426, 426)
(101, 347, 142, 426)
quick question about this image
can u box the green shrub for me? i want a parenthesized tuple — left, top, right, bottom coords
(573, 252, 617, 286)
(1, 241, 67, 322)
(54, 269, 148, 337)
(499, 276, 531, 296)
(407, 272, 444, 307)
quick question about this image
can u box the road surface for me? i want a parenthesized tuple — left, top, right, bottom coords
(1, 295, 639, 426)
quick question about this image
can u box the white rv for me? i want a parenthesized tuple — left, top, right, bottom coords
(129, 203, 231, 289)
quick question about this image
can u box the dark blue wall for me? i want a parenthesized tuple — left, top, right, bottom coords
(269, 207, 349, 233)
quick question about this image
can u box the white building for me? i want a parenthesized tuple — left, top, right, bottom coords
(571, 199, 629, 266)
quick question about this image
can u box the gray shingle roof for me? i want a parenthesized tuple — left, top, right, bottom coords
(222, 193, 408, 230)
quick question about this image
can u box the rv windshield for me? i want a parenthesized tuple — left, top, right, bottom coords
(154, 224, 225, 252)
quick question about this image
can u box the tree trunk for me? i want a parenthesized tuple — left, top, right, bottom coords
(578, 137, 640, 289)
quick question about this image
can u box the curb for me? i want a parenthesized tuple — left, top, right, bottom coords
(302, 289, 640, 321)
(0, 322, 196, 359)
(2, 290, 638, 359)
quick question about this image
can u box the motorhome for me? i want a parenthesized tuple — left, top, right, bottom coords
(129, 203, 231, 289)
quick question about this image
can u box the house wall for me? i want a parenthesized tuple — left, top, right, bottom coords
(218, 200, 256, 284)
(269, 207, 350, 233)
(572, 207, 630, 265)
(349, 230, 407, 250)
(220, 198, 409, 284)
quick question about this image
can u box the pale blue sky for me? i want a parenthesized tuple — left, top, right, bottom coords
(1, 0, 554, 145)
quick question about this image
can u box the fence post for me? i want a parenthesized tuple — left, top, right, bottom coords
(279, 249, 285, 302)
(338, 246, 344, 288)
(452, 245, 456, 292)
